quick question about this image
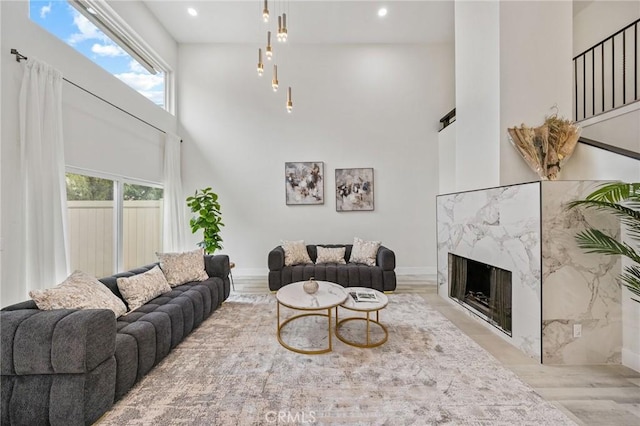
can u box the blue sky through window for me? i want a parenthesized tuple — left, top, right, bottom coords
(30, 1, 165, 108)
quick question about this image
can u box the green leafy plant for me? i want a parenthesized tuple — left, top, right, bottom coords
(186, 187, 224, 254)
(568, 182, 640, 302)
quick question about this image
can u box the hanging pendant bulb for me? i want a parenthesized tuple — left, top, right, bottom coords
(277, 15, 283, 42)
(286, 87, 293, 113)
(282, 13, 288, 42)
(272, 65, 279, 92)
(257, 48, 264, 76)
(262, 0, 269, 23)
(265, 31, 273, 60)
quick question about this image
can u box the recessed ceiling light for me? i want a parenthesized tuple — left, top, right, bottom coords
(378, 8, 387, 17)
(187, 7, 198, 17)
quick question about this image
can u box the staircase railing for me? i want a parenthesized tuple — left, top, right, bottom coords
(573, 19, 639, 121)
(439, 108, 456, 131)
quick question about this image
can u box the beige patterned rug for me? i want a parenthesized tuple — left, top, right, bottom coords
(97, 293, 574, 425)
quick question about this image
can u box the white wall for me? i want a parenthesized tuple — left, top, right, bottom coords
(438, 122, 456, 194)
(454, 1, 573, 189)
(0, 1, 177, 307)
(454, 1, 501, 191)
(178, 43, 455, 276)
(499, 0, 573, 186)
(580, 103, 640, 153)
(573, 1, 640, 56)
(562, 143, 640, 181)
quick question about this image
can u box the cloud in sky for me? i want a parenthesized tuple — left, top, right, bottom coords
(67, 7, 108, 45)
(91, 43, 126, 57)
(40, 2, 52, 19)
(115, 72, 164, 92)
(138, 90, 165, 106)
(129, 60, 146, 73)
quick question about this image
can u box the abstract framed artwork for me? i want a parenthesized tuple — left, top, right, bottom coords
(335, 168, 374, 211)
(285, 162, 324, 205)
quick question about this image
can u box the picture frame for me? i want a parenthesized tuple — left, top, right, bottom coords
(335, 168, 374, 211)
(285, 162, 324, 205)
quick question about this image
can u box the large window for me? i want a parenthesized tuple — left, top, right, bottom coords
(66, 172, 163, 278)
(30, 0, 167, 109)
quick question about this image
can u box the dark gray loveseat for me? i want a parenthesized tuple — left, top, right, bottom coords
(1, 255, 231, 426)
(268, 244, 396, 292)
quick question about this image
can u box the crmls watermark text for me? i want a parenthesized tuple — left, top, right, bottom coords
(264, 411, 317, 424)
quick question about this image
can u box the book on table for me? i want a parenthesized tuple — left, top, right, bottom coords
(349, 290, 378, 302)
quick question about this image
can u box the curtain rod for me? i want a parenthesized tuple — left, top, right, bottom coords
(10, 48, 181, 142)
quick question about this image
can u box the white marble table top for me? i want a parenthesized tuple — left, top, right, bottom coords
(341, 287, 388, 311)
(276, 281, 347, 310)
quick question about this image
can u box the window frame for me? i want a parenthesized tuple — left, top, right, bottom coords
(66, 166, 164, 275)
(30, 0, 174, 113)
(69, 0, 174, 113)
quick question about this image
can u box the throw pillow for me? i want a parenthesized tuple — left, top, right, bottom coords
(281, 240, 313, 266)
(116, 266, 172, 312)
(315, 246, 347, 265)
(157, 248, 209, 287)
(349, 237, 381, 266)
(29, 270, 127, 318)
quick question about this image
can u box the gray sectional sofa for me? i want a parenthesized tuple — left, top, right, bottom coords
(268, 244, 396, 292)
(1, 255, 231, 426)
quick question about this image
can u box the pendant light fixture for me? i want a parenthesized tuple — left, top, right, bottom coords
(265, 31, 273, 60)
(277, 15, 283, 42)
(255, 1, 295, 113)
(257, 48, 264, 76)
(281, 13, 288, 42)
(272, 65, 279, 91)
(286, 87, 293, 113)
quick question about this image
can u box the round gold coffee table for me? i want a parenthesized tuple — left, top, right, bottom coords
(335, 287, 388, 348)
(276, 281, 347, 355)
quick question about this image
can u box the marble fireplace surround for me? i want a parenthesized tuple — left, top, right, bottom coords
(436, 181, 622, 365)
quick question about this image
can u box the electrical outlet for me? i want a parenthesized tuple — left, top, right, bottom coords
(573, 324, 582, 338)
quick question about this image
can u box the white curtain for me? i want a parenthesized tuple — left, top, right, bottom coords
(162, 132, 186, 252)
(19, 59, 69, 292)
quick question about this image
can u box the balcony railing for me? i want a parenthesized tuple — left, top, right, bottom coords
(573, 19, 639, 121)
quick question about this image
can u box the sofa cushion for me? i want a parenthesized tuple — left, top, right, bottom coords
(157, 249, 208, 287)
(29, 270, 127, 318)
(349, 237, 381, 266)
(116, 266, 172, 312)
(282, 240, 313, 266)
(315, 246, 346, 264)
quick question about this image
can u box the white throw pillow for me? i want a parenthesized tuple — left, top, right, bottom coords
(157, 248, 209, 287)
(117, 266, 172, 312)
(349, 237, 381, 266)
(315, 246, 346, 265)
(29, 270, 127, 318)
(281, 240, 313, 266)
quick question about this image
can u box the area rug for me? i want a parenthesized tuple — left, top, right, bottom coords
(97, 293, 574, 425)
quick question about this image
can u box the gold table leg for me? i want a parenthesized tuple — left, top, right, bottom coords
(335, 308, 388, 348)
(277, 304, 335, 355)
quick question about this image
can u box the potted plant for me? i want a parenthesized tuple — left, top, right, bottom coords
(568, 182, 640, 302)
(186, 187, 224, 254)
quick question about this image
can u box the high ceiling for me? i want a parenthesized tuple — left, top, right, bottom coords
(143, 1, 455, 45)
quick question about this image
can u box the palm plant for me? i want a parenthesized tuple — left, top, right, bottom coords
(567, 182, 640, 303)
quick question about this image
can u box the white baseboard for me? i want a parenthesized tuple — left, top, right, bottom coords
(232, 266, 438, 278)
(395, 267, 437, 276)
(232, 268, 268, 277)
(622, 348, 640, 373)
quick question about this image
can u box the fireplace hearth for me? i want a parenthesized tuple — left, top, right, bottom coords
(449, 253, 512, 335)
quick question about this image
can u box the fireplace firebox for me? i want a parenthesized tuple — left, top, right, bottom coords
(448, 253, 513, 335)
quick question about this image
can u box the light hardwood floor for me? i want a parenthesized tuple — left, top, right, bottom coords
(230, 274, 640, 426)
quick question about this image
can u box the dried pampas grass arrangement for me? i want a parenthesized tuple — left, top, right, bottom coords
(507, 108, 580, 180)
